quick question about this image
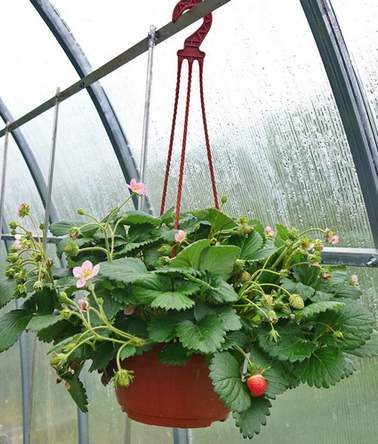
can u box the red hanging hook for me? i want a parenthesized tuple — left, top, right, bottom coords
(160, 0, 219, 229)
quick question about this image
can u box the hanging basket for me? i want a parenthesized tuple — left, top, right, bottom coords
(115, 347, 229, 428)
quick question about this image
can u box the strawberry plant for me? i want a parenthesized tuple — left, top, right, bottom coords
(0, 186, 377, 439)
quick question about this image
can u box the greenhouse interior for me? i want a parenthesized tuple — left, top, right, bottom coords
(0, 0, 378, 443)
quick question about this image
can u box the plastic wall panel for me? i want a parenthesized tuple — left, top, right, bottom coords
(0, 2, 78, 117)
(52, 0, 374, 246)
(332, 0, 378, 131)
(19, 90, 132, 221)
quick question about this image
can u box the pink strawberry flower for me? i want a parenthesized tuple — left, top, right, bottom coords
(78, 299, 89, 312)
(330, 234, 340, 246)
(127, 178, 147, 196)
(175, 229, 187, 243)
(264, 226, 275, 237)
(73, 260, 100, 288)
(13, 234, 22, 250)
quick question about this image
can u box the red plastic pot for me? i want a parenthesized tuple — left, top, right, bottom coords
(115, 347, 229, 428)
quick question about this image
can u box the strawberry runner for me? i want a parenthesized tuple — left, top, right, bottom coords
(160, 0, 220, 230)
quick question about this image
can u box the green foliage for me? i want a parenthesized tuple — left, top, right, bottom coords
(209, 352, 251, 412)
(28, 314, 62, 332)
(296, 301, 345, 320)
(65, 374, 88, 413)
(99, 257, 148, 283)
(233, 398, 271, 439)
(0, 309, 32, 352)
(159, 343, 191, 366)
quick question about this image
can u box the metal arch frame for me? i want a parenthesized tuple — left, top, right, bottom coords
(30, 0, 151, 211)
(301, 0, 378, 248)
(0, 98, 59, 222)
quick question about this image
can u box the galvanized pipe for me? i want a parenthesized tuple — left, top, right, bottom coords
(0, 124, 9, 230)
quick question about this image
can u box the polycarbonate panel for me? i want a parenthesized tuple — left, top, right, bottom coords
(29, 341, 77, 443)
(332, 0, 378, 130)
(52, 0, 373, 246)
(20, 90, 132, 221)
(0, 2, 78, 118)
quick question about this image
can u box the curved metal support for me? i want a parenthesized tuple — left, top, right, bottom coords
(30, 0, 150, 211)
(0, 98, 59, 222)
(301, 0, 378, 247)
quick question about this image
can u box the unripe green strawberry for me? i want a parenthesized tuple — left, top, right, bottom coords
(240, 271, 252, 283)
(262, 294, 273, 307)
(247, 374, 268, 397)
(289, 294, 304, 310)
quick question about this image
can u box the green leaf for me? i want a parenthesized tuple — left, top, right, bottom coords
(50, 220, 81, 236)
(239, 231, 263, 260)
(177, 315, 225, 353)
(222, 331, 250, 350)
(293, 264, 320, 286)
(257, 324, 316, 362)
(333, 285, 362, 299)
(65, 375, 88, 412)
(249, 347, 290, 398)
(209, 352, 251, 412)
(121, 211, 161, 226)
(192, 208, 236, 233)
(249, 239, 277, 263)
(347, 330, 378, 358)
(216, 306, 242, 331)
(294, 347, 345, 388)
(296, 301, 345, 320)
(281, 278, 315, 301)
(119, 345, 137, 360)
(147, 313, 190, 342)
(28, 314, 62, 332)
(206, 276, 239, 303)
(37, 320, 79, 344)
(0, 258, 17, 308)
(201, 245, 240, 279)
(169, 239, 211, 270)
(134, 274, 197, 310)
(159, 343, 192, 366)
(89, 342, 115, 372)
(318, 300, 373, 350)
(0, 309, 32, 352)
(233, 398, 271, 439)
(99, 257, 148, 284)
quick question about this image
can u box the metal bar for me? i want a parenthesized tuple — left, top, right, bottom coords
(43, 88, 60, 251)
(322, 246, 378, 267)
(0, 0, 231, 138)
(0, 233, 61, 244)
(77, 397, 89, 444)
(0, 98, 59, 222)
(30, 0, 149, 211)
(301, 0, 378, 247)
(138, 26, 157, 211)
(173, 428, 191, 444)
(0, 125, 9, 226)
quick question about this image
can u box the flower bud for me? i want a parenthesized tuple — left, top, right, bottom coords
(221, 195, 228, 205)
(333, 330, 344, 340)
(159, 256, 171, 266)
(239, 216, 248, 225)
(267, 310, 278, 324)
(262, 294, 274, 307)
(64, 241, 80, 257)
(17, 202, 30, 218)
(69, 227, 80, 240)
(33, 281, 44, 292)
(9, 221, 18, 230)
(50, 353, 67, 367)
(77, 208, 86, 216)
(60, 308, 72, 320)
(234, 259, 245, 273)
(158, 244, 173, 255)
(289, 294, 304, 310)
(39, 223, 44, 230)
(59, 292, 70, 302)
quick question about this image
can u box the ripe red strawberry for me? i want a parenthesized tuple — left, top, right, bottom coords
(247, 374, 267, 397)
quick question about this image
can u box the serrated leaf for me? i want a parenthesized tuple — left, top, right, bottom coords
(311, 291, 333, 302)
(28, 314, 62, 332)
(89, 342, 115, 372)
(293, 264, 320, 286)
(148, 313, 185, 342)
(159, 343, 191, 366)
(133, 274, 198, 310)
(342, 354, 358, 378)
(121, 211, 161, 226)
(119, 345, 137, 360)
(257, 324, 316, 362)
(281, 278, 315, 301)
(294, 347, 345, 388)
(65, 375, 88, 412)
(217, 307, 242, 331)
(0, 257, 16, 308)
(296, 301, 345, 320)
(177, 314, 225, 353)
(192, 208, 236, 233)
(209, 352, 251, 412)
(49, 220, 82, 236)
(0, 309, 32, 352)
(201, 245, 240, 279)
(348, 330, 378, 358)
(169, 239, 211, 270)
(318, 300, 373, 350)
(37, 320, 79, 344)
(206, 275, 239, 303)
(233, 397, 271, 439)
(99, 257, 148, 284)
(249, 239, 277, 262)
(239, 231, 263, 260)
(333, 285, 362, 299)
